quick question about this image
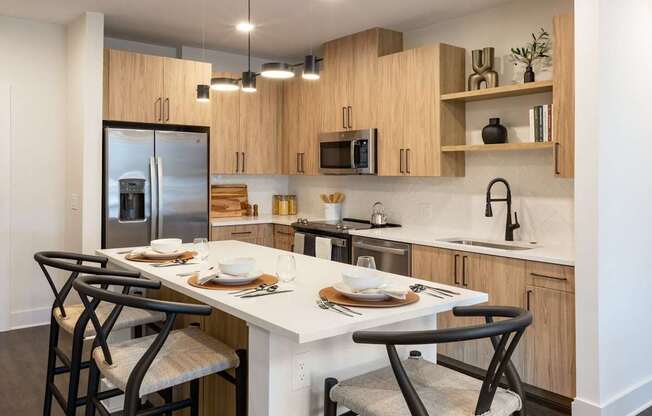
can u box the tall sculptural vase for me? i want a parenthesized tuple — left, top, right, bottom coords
(468, 47, 499, 91)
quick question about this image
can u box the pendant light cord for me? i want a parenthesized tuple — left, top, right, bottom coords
(247, 0, 251, 72)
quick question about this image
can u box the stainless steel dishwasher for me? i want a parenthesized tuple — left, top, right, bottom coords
(351, 236, 411, 276)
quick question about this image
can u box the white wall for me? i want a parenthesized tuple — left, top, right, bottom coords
(574, 1, 652, 415)
(65, 13, 105, 255)
(105, 37, 178, 58)
(290, 0, 574, 245)
(0, 16, 68, 329)
(181, 46, 280, 73)
(0, 84, 11, 330)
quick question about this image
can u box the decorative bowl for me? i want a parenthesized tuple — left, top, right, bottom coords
(150, 238, 183, 254)
(342, 267, 384, 291)
(219, 257, 256, 276)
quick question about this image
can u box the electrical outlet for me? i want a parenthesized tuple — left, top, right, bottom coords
(292, 351, 311, 390)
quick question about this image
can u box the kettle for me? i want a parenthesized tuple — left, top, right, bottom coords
(370, 202, 388, 226)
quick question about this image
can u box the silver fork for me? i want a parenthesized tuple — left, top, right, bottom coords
(319, 296, 362, 316)
(316, 300, 354, 317)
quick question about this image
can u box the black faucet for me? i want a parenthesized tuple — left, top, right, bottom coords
(485, 178, 520, 241)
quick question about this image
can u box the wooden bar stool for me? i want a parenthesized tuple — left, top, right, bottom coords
(323, 306, 532, 416)
(73, 274, 248, 416)
(34, 251, 166, 416)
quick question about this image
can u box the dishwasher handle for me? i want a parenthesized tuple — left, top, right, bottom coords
(353, 241, 408, 256)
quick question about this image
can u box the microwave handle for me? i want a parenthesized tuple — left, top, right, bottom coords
(350, 139, 357, 169)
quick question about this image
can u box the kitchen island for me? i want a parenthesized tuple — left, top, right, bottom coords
(99, 241, 487, 416)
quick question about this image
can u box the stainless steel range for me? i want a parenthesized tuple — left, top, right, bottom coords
(291, 218, 403, 267)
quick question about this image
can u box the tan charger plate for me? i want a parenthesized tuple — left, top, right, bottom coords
(187, 274, 278, 291)
(319, 287, 420, 308)
(125, 251, 196, 264)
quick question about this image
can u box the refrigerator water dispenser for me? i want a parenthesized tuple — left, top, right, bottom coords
(119, 178, 145, 222)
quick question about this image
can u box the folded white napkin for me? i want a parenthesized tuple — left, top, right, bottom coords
(129, 247, 148, 256)
(293, 232, 305, 254)
(196, 270, 218, 285)
(353, 285, 408, 300)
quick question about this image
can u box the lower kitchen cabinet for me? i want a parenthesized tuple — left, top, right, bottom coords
(411, 244, 575, 398)
(273, 224, 295, 251)
(210, 224, 273, 247)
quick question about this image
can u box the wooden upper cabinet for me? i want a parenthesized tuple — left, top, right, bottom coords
(239, 77, 282, 174)
(553, 12, 575, 178)
(319, 28, 403, 132)
(283, 76, 321, 175)
(104, 49, 211, 126)
(163, 57, 211, 126)
(210, 71, 241, 175)
(104, 49, 164, 123)
(377, 44, 465, 177)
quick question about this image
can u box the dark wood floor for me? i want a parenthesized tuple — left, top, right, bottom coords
(1, 325, 650, 416)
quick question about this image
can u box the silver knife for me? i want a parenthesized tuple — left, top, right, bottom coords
(422, 284, 460, 295)
(240, 290, 293, 298)
(152, 262, 200, 268)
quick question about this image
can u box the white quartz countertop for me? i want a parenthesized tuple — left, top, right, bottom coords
(349, 226, 575, 266)
(210, 214, 315, 227)
(99, 241, 487, 344)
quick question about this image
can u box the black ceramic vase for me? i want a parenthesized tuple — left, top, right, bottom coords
(482, 118, 508, 144)
(524, 65, 535, 83)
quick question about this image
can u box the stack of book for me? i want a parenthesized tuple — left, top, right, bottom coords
(529, 104, 553, 142)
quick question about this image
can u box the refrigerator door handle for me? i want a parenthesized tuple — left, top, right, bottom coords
(156, 156, 164, 237)
(149, 156, 158, 240)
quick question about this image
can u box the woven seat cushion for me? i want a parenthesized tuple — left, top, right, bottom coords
(330, 358, 521, 416)
(53, 303, 164, 337)
(93, 327, 239, 397)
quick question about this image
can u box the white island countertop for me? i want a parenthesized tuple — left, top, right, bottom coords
(349, 226, 575, 266)
(99, 241, 487, 344)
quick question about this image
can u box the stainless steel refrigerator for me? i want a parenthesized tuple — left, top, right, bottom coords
(103, 127, 208, 248)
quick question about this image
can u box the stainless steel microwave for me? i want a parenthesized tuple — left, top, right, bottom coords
(319, 129, 377, 175)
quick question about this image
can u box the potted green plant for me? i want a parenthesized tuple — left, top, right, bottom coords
(511, 28, 551, 83)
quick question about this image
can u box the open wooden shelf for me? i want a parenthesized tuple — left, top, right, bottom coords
(441, 142, 554, 153)
(440, 80, 553, 102)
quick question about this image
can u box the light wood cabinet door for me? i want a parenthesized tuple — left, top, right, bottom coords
(104, 49, 164, 123)
(524, 285, 576, 397)
(320, 36, 354, 131)
(412, 245, 464, 361)
(282, 77, 302, 175)
(376, 51, 407, 176)
(163, 57, 211, 126)
(257, 224, 274, 247)
(210, 71, 241, 174)
(210, 225, 259, 244)
(462, 253, 527, 373)
(239, 77, 283, 174)
(283, 77, 321, 175)
(273, 225, 295, 251)
(553, 12, 575, 178)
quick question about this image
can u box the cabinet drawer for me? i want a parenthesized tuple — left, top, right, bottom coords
(211, 225, 259, 241)
(526, 261, 574, 293)
(273, 225, 295, 251)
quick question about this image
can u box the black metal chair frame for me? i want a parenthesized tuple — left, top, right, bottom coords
(35, 251, 160, 416)
(324, 306, 533, 416)
(73, 274, 248, 416)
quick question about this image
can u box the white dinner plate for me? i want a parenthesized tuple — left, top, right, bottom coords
(211, 270, 264, 285)
(332, 282, 390, 302)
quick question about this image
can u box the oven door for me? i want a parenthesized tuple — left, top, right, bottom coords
(319, 129, 376, 175)
(299, 231, 350, 264)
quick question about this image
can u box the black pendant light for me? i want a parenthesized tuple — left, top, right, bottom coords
(196, 0, 210, 101)
(302, 0, 320, 80)
(241, 0, 257, 93)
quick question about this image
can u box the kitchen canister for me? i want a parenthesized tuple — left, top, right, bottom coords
(324, 203, 342, 221)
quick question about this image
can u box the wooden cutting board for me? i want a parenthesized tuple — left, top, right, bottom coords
(211, 184, 248, 218)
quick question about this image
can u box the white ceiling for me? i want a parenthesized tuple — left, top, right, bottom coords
(1, 0, 514, 59)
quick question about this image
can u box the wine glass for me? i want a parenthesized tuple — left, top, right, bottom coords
(193, 238, 209, 262)
(356, 256, 377, 269)
(276, 255, 297, 283)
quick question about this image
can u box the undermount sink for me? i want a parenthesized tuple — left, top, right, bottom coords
(440, 239, 535, 251)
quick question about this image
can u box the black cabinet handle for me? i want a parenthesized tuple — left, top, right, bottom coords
(530, 272, 567, 281)
(301, 153, 305, 173)
(231, 231, 253, 236)
(406, 149, 411, 174)
(235, 152, 240, 173)
(155, 97, 162, 121)
(347, 106, 352, 129)
(399, 149, 405, 174)
(554, 142, 561, 175)
(453, 254, 460, 285)
(164, 97, 170, 121)
(461, 256, 468, 287)
(526, 289, 533, 310)
(241, 152, 246, 173)
(296, 153, 300, 174)
(342, 107, 347, 129)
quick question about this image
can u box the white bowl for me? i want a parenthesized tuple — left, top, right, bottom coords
(150, 238, 182, 254)
(219, 257, 256, 276)
(342, 267, 384, 291)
